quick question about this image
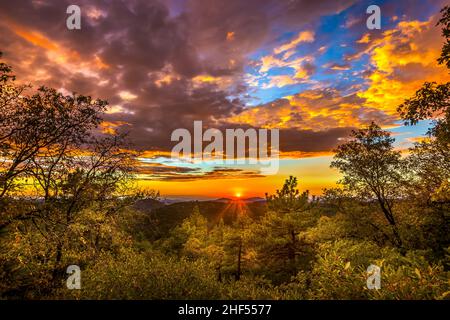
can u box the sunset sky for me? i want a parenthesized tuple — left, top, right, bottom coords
(1, 0, 449, 199)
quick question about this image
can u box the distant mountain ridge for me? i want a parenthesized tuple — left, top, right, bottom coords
(133, 198, 268, 240)
(133, 198, 165, 213)
(215, 197, 265, 203)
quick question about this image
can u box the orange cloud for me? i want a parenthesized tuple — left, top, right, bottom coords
(228, 88, 389, 131)
(226, 31, 235, 41)
(356, 33, 370, 44)
(280, 151, 334, 158)
(1, 18, 109, 81)
(100, 121, 129, 135)
(192, 74, 234, 90)
(259, 52, 313, 74)
(137, 155, 339, 198)
(405, 136, 431, 144)
(118, 90, 138, 101)
(358, 17, 450, 115)
(255, 30, 315, 78)
(263, 75, 297, 88)
(13, 27, 58, 52)
(273, 30, 315, 55)
(139, 150, 173, 158)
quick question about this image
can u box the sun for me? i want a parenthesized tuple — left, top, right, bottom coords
(235, 192, 241, 198)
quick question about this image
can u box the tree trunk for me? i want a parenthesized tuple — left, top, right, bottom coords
(51, 242, 63, 285)
(216, 264, 222, 282)
(376, 196, 403, 249)
(283, 229, 298, 275)
(235, 239, 242, 281)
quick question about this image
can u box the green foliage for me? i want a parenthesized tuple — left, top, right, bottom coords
(60, 249, 224, 300)
(437, 6, 450, 69)
(331, 122, 405, 248)
(0, 203, 134, 298)
(398, 81, 450, 143)
(250, 177, 318, 283)
(394, 5, 450, 259)
(148, 200, 265, 240)
(331, 123, 403, 201)
(305, 240, 448, 300)
(266, 176, 311, 213)
(0, 51, 15, 83)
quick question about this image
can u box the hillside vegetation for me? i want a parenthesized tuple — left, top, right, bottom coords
(0, 5, 449, 301)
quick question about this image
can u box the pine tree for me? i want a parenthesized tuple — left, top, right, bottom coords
(252, 176, 317, 282)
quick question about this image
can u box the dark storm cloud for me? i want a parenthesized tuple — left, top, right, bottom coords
(142, 167, 265, 181)
(136, 163, 200, 175)
(0, 0, 361, 155)
(280, 127, 353, 152)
